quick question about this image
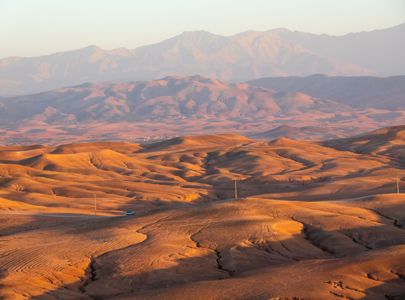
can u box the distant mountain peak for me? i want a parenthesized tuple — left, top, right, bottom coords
(174, 30, 224, 41)
(267, 27, 290, 34)
(179, 30, 217, 36)
(83, 45, 101, 50)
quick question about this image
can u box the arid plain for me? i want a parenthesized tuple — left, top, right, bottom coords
(0, 125, 404, 299)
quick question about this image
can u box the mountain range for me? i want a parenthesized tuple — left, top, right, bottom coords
(1, 24, 404, 96)
(0, 75, 404, 144)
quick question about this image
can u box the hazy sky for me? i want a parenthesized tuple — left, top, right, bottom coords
(1, 0, 404, 58)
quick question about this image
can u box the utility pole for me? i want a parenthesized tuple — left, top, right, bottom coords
(397, 176, 400, 194)
(94, 194, 97, 216)
(234, 179, 238, 200)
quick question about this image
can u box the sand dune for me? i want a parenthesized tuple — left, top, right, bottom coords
(0, 126, 404, 299)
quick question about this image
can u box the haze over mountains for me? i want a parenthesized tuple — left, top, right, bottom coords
(249, 74, 405, 110)
(1, 75, 404, 144)
(1, 23, 404, 96)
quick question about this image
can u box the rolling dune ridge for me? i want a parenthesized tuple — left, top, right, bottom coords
(0, 126, 404, 299)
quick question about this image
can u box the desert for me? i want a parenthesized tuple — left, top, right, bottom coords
(0, 126, 404, 299)
(2, 2, 405, 299)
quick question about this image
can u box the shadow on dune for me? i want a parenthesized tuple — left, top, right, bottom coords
(0, 213, 100, 237)
(32, 216, 405, 300)
(362, 279, 405, 300)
